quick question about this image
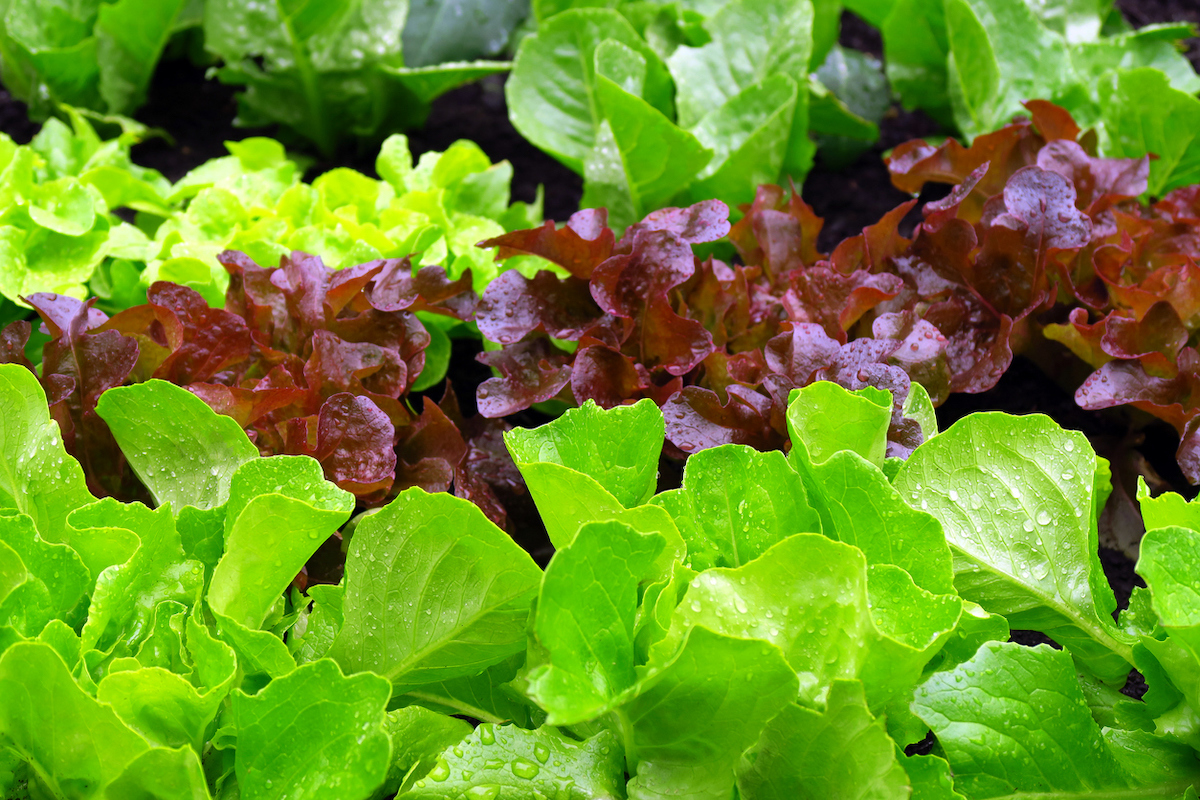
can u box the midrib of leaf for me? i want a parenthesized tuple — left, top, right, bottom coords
(275, 0, 331, 157)
(576, 27, 602, 160)
(958, 545, 1133, 665)
(19, 746, 70, 800)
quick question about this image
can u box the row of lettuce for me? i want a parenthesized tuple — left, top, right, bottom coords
(15, 98, 1200, 523)
(6, 0, 1200, 219)
(5, 367, 1200, 797)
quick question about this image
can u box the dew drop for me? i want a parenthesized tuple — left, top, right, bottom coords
(1036, 509, 1052, 526)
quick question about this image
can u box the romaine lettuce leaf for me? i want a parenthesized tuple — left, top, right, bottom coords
(405, 723, 625, 800)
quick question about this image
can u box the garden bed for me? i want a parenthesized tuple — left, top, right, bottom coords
(4, 1, 1200, 797)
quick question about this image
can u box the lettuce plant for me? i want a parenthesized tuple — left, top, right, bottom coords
(473, 197, 941, 459)
(4, 366, 1200, 797)
(202, 0, 516, 156)
(864, 0, 1200, 191)
(0, 109, 170, 321)
(115, 133, 545, 308)
(476, 99, 1200, 484)
(0, 0, 529, 156)
(0, 0, 199, 120)
(0, 253, 541, 538)
(506, 0, 887, 232)
(887, 102, 1200, 482)
(0, 114, 541, 317)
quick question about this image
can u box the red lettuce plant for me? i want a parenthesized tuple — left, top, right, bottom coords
(475, 202, 945, 459)
(4, 252, 534, 534)
(477, 98, 1200, 483)
(887, 101, 1200, 481)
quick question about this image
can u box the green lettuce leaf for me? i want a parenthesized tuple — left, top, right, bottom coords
(406, 724, 625, 800)
(1099, 67, 1200, 196)
(0, 641, 156, 796)
(894, 412, 1135, 682)
(913, 641, 1138, 798)
(944, 0, 1079, 141)
(623, 626, 799, 799)
(1137, 525, 1200, 718)
(582, 48, 713, 231)
(95, 0, 190, 114)
(0, 363, 94, 545)
(736, 681, 910, 800)
(0, 0, 193, 119)
(104, 745, 211, 800)
(202, 0, 412, 156)
(684, 73, 802, 210)
(401, 0, 527, 67)
(77, 500, 203, 660)
(208, 456, 354, 631)
(506, 8, 674, 173)
(523, 519, 665, 724)
(651, 443, 822, 570)
(505, 398, 664, 508)
(375, 706, 472, 797)
(96, 380, 259, 513)
(787, 382, 954, 595)
(330, 488, 542, 692)
(667, 0, 813, 124)
(654, 533, 959, 711)
(231, 658, 392, 800)
(0, 512, 89, 623)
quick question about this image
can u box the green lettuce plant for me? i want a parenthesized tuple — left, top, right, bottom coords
(115, 132, 545, 307)
(202, 0, 518, 156)
(0, 0, 200, 121)
(506, 0, 888, 231)
(0, 0, 529, 157)
(0, 109, 169, 324)
(5, 361, 1200, 797)
(0, 109, 543, 318)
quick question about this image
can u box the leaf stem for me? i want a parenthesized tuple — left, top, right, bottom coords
(275, 1, 332, 157)
(401, 691, 505, 725)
